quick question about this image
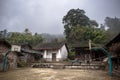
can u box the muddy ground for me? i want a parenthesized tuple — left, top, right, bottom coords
(0, 68, 119, 80)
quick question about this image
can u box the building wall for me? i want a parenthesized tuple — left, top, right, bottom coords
(60, 45, 68, 59)
(0, 54, 4, 70)
(0, 42, 10, 71)
(20, 44, 35, 63)
(0, 42, 18, 71)
(19, 53, 35, 63)
(108, 43, 120, 70)
(6, 52, 18, 70)
(43, 50, 59, 61)
(0, 52, 18, 71)
(43, 45, 68, 62)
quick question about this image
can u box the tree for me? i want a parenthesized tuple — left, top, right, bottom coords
(91, 28, 107, 43)
(100, 24, 105, 30)
(7, 29, 43, 46)
(90, 20, 98, 28)
(7, 32, 23, 44)
(0, 29, 7, 39)
(68, 25, 106, 43)
(32, 33, 43, 46)
(105, 17, 120, 34)
(62, 8, 105, 44)
(63, 9, 90, 26)
(24, 28, 32, 35)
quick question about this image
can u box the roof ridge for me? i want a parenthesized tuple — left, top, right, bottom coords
(34, 42, 65, 50)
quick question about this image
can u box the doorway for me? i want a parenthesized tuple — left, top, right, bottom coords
(52, 53, 56, 61)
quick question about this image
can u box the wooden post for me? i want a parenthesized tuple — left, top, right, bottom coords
(89, 40, 92, 62)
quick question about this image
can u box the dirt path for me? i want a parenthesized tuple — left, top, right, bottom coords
(0, 68, 119, 80)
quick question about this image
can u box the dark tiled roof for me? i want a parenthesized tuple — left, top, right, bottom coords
(12, 43, 32, 49)
(21, 43, 32, 49)
(71, 41, 89, 48)
(0, 39, 11, 47)
(34, 42, 65, 50)
(71, 41, 103, 48)
(106, 33, 120, 47)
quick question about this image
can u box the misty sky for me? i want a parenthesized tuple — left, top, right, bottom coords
(0, 0, 120, 34)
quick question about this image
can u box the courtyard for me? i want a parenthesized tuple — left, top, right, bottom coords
(0, 68, 119, 80)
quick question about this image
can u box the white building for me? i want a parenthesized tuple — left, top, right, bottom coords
(34, 42, 69, 62)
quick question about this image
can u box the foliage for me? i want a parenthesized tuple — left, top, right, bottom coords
(90, 28, 107, 43)
(105, 17, 120, 34)
(63, 9, 90, 26)
(63, 8, 106, 44)
(0, 29, 8, 39)
(68, 50, 75, 59)
(41, 33, 65, 43)
(69, 25, 107, 43)
(7, 29, 43, 46)
(32, 33, 43, 45)
(89, 20, 98, 28)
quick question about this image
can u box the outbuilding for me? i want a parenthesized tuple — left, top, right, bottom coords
(0, 39, 18, 71)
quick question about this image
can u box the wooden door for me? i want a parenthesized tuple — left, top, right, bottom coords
(52, 53, 56, 61)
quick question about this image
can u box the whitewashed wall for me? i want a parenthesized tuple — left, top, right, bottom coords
(60, 45, 68, 59)
(43, 44, 68, 62)
(43, 50, 59, 61)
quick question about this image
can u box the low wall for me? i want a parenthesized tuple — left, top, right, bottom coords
(42, 58, 66, 62)
(32, 63, 105, 70)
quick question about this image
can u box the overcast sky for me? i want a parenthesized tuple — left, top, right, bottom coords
(0, 0, 120, 34)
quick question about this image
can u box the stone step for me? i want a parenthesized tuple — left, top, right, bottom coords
(31, 63, 105, 70)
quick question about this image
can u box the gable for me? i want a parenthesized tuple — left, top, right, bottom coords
(61, 44, 69, 53)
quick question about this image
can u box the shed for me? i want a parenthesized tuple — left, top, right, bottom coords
(72, 41, 105, 62)
(16, 43, 42, 63)
(0, 39, 18, 71)
(105, 33, 120, 70)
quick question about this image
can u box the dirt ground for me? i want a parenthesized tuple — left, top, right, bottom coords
(0, 68, 119, 80)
